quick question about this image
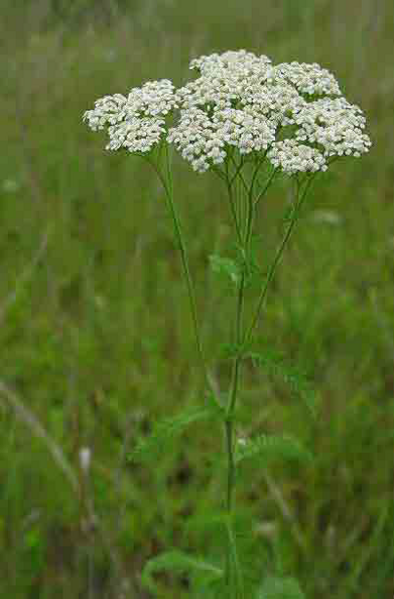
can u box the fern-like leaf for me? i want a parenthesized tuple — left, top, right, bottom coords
(141, 550, 223, 594)
(247, 349, 316, 417)
(129, 404, 223, 463)
(235, 433, 312, 466)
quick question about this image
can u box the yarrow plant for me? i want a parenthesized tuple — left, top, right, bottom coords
(84, 50, 371, 598)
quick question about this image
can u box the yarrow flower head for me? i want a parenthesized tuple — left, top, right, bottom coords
(83, 79, 177, 153)
(293, 97, 372, 158)
(167, 106, 276, 172)
(267, 139, 328, 175)
(269, 61, 342, 97)
(83, 50, 371, 173)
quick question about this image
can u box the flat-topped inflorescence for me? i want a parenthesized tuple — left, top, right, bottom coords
(167, 106, 276, 172)
(83, 50, 371, 173)
(269, 61, 342, 97)
(189, 49, 273, 76)
(294, 97, 372, 158)
(83, 79, 177, 153)
(267, 139, 328, 175)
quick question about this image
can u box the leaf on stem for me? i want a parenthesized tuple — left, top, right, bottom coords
(234, 240, 265, 290)
(141, 550, 223, 594)
(209, 254, 241, 286)
(129, 404, 223, 463)
(235, 433, 312, 466)
(185, 510, 236, 534)
(247, 349, 317, 417)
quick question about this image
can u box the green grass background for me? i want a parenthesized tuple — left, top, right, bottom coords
(1, 0, 393, 597)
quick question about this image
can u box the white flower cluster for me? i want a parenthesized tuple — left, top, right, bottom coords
(189, 49, 272, 76)
(167, 108, 224, 172)
(126, 79, 177, 117)
(170, 51, 295, 171)
(83, 50, 371, 173)
(269, 61, 342, 97)
(177, 52, 273, 112)
(83, 79, 177, 153)
(268, 140, 327, 175)
(294, 97, 372, 158)
(83, 93, 128, 130)
(167, 106, 276, 172)
(106, 117, 166, 153)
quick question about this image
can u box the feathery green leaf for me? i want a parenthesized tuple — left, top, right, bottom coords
(141, 550, 223, 594)
(235, 433, 312, 466)
(129, 404, 222, 463)
(247, 349, 316, 416)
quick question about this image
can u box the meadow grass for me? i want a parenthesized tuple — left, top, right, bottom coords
(0, 1, 394, 597)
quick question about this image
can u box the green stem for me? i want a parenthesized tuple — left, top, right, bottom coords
(224, 281, 245, 599)
(146, 146, 215, 402)
(230, 155, 249, 196)
(254, 167, 278, 208)
(223, 172, 316, 597)
(243, 174, 316, 348)
(225, 161, 243, 244)
(223, 159, 256, 597)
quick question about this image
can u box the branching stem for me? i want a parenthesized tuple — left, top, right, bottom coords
(148, 145, 317, 599)
(146, 146, 216, 403)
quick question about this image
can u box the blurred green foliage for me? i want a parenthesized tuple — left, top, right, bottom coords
(0, 0, 394, 597)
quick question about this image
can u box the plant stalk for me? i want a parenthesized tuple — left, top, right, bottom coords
(147, 145, 216, 403)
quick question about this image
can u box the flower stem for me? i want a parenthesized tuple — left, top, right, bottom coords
(223, 170, 315, 597)
(243, 173, 316, 348)
(147, 146, 214, 402)
(223, 161, 257, 597)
